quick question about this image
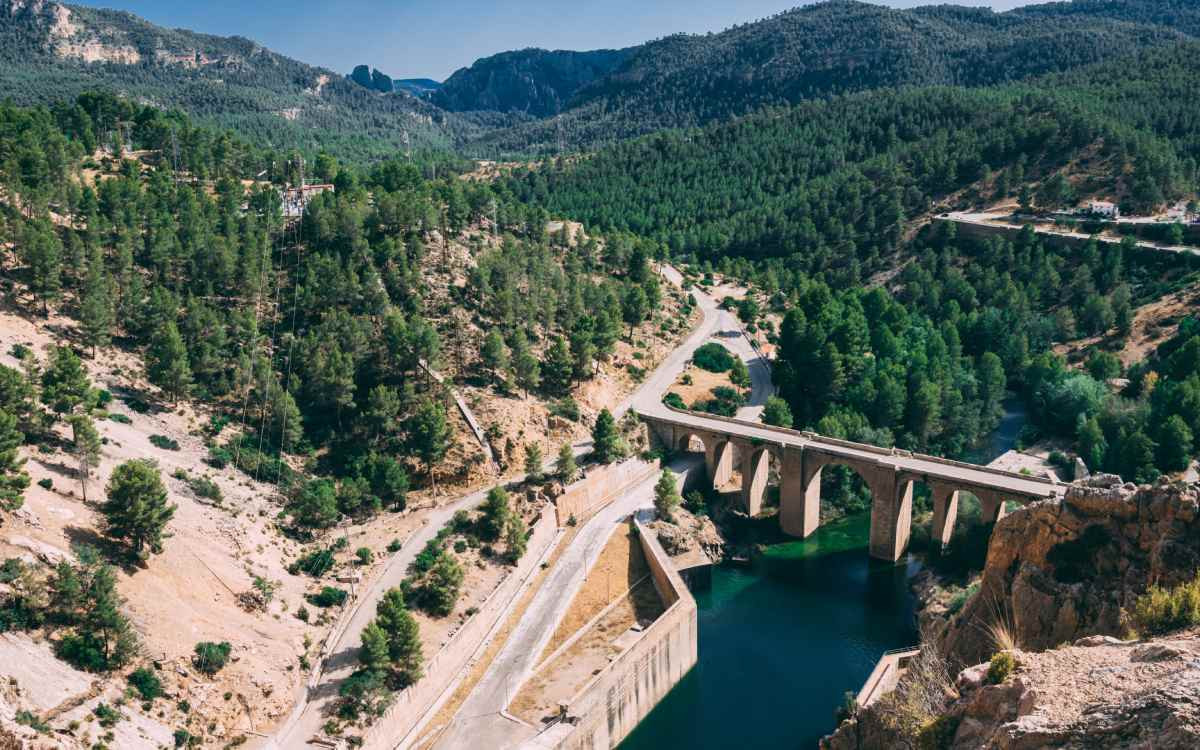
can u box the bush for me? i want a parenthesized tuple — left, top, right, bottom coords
(306, 586, 349, 608)
(917, 715, 961, 750)
(193, 641, 232, 676)
(548, 397, 581, 422)
(93, 702, 122, 727)
(946, 582, 979, 615)
(290, 548, 335, 577)
(1125, 572, 1200, 637)
(128, 667, 163, 700)
(108, 412, 133, 424)
(206, 445, 233, 469)
(986, 651, 1017, 684)
(693, 342, 735, 372)
(355, 547, 372, 565)
(387, 538, 402, 553)
(185, 475, 223, 503)
(662, 392, 687, 410)
(36, 478, 52, 490)
(683, 490, 708, 517)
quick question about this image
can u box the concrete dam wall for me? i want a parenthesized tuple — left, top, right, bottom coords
(524, 517, 699, 750)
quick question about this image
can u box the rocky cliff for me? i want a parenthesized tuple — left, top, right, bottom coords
(824, 475, 1200, 749)
(939, 475, 1200, 668)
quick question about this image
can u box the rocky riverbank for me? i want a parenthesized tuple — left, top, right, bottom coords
(822, 475, 1200, 749)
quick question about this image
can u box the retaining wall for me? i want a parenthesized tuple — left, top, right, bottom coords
(553, 459, 661, 526)
(524, 518, 698, 750)
(363, 505, 559, 749)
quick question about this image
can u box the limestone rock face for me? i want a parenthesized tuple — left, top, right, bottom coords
(940, 475, 1200, 667)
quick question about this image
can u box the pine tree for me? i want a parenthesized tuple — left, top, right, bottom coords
(505, 514, 528, 564)
(407, 397, 449, 492)
(513, 336, 541, 398)
(79, 250, 114, 357)
(622, 284, 649, 336)
(654, 469, 681, 522)
(69, 413, 102, 502)
(424, 550, 464, 617)
(542, 337, 573, 397)
(0, 409, 29, 511)
(23, 221, 63, 316)
(591, 408, 623, 463)
(524, 443, 543, 481)
(730, 358, 750, 389)
(358, 621, 391, 673)
(480, 486, 511, 541)
(147, 321, 192, 403)
(375, 587, 423, 685)
(41, 345, 92, 418)
(101, 460, 177, 561)
(556, 443, 577, 482)
(762, 396, 794, 428)
(480, 330, 509, 385)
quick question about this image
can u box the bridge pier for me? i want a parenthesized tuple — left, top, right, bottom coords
(779, 449, 816, 538)
(930, 485, 960, 551)
(711, 440, 734, 487)
(740, 446, 769, 516)
(867, 473, 912, 563)
(980, 493, 1007, 525)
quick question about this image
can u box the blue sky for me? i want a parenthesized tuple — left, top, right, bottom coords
(70, 0, 1040, 81)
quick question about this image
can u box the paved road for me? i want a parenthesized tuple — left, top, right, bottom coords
(429, 456, 704, 750)
(272, 266, 757, 748)
(429, 274, 772, 750)
(942, 211, 1200, 258)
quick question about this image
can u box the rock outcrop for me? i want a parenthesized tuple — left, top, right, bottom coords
(825, 476, 1200, 749)
(940, 475, 1200, 667)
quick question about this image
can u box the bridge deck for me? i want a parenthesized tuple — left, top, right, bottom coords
(642, 405, 1063, 501)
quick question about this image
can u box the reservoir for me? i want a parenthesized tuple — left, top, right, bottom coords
(619, 513, 920, 749)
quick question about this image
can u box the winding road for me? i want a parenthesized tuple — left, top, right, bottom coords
(428, 273, 774, 750)
(267, 267, 773, 749)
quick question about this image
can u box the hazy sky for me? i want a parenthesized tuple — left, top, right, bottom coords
(70, 0, 1042, 81)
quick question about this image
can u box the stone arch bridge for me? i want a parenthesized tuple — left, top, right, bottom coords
(640, 407, 1064, 562)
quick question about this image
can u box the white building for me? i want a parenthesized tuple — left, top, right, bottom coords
(1088, 200, 1120, 219)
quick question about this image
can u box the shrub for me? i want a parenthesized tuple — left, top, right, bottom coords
(683, 490, 708, 517)
(693, 342, 735, 372)
(8, 344, 29, 360)
(306, 587, 349, 608)
(917, 715, 961, 750)
(290, 548, 335, 578)
(14, 709, 49, 733)
(185, 475, 223, 503)
(1125, 572, 1200, 637)
(986, 651, 1017, 684)
(193, 641, 232, 676)
(662, 392, 687, 410)
(548, 398, 580, 422)
(946, 582, 980, 615)
(173, 729, 191, 748)
(454, 540, 467, 553)
(93, 702, 122, 727)
(387, 538, 402, 553)
(36, 478, 52, 490)
(128, 667, 163, 700)
(355, 547, 372, 566)
(206, 445, 233, 469)
(108, 412, 133, 424)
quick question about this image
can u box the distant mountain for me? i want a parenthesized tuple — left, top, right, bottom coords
(0, 0, 474, 160)
(467, 0, 1200, 153)
(432, 47, 633, 117)
(395, 78, 441, 97)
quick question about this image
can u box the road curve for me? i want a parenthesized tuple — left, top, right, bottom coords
(428, 274, 771, 750)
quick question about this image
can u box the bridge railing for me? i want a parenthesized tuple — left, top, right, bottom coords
(643, 404, 1062, 493)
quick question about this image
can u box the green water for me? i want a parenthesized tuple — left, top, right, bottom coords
(620, 513, 920, 750)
